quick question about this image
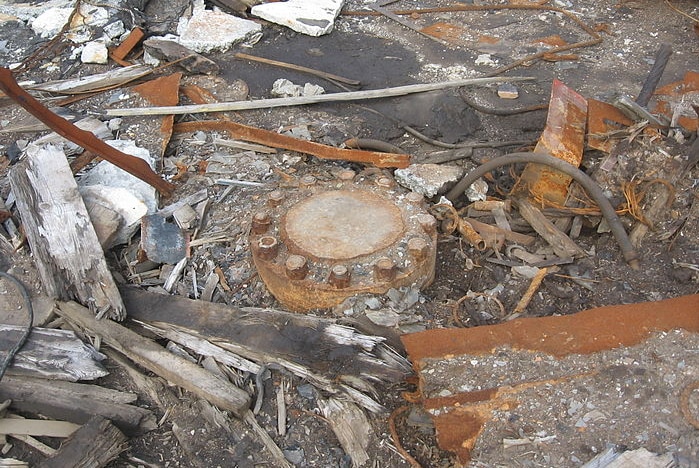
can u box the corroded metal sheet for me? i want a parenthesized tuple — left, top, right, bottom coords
(401, 294, 699, 464)
(250, 172, 437, 312)
(515, 79, 587, 205)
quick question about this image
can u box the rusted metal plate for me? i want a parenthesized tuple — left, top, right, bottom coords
(401, 294, 699, 463)
(653, 70, 699, 132)
(514, 79, 587, 205)
(587, 98, 634, 153)
(132, 73, 181, 157)
(250, 172, 437, 312)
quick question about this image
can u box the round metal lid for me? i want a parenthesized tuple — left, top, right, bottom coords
(282, 190, 405, 261)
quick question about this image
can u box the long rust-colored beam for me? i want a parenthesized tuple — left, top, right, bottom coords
(0, 67, 175, 197)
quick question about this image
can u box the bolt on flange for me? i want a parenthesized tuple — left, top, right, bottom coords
(250, 171, 438, 312)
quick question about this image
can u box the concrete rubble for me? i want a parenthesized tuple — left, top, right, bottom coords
(251, 0, 345, 37)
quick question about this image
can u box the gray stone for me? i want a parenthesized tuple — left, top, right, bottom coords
(394, 163, 464, 198)
(251, 0, 345, 37)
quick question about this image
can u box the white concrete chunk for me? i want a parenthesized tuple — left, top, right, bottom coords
(80, 40, 108, 64)
(395, 164, 465, 198)
(177, 1, 262, 53)
(252, 0, 345, 37)
(31, 7, 73, 38)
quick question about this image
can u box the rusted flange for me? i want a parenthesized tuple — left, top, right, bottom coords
(250, 170, 437, 312)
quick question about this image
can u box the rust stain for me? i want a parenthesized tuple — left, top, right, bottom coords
(173, 120, 410, 168)
(587, 98, 634, 152)
(402, 293, 699, 360)
(420, 22, 465, 44)
(477, 35, 501, 45)
(0, 67, 174, 196)
(133, 73, 181, 157)
(532, 34, 568, 47)
(514, 79, 587, 205)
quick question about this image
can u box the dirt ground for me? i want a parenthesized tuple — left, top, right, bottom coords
(0, 0, 698, 467)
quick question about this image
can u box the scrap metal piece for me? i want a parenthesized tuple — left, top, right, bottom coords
(513, 79, 587, 206)
(612, 94, 668, 127)
(250, 172, 437, 311)
(371, 0, 450, 46)
(0, 67, 174, 197)
(401, 293, 699, 464)
(587, 98, 634, 153)
(174, 120, 411, 168)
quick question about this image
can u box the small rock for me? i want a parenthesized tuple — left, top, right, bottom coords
(512, 265, 540, 279)
(296, 383, 316, 399)
(283, 447, 305, 465)
(475, 53, 497, 67)
(394, 163, 464, 198)
(365, 309, 402, 327)
(81, 41, 108, 64)
(103, 20, 125, 39)
(251, 0, 345, 37)
(497, 83, 519, 99)
(465, 178, 489, 201)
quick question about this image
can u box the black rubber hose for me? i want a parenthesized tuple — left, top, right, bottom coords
(636, 43, 672, 108)
(445, 152, 640, 269)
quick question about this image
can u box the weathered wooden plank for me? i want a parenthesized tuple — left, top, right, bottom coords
(37, 416, 127, 468)
(56, 301, 251, 417)
(0, 325, 107, 381)
(515, 198, 587, 259)
(0, 418, 78, 437)
(8, 145, 125, 320)
(120, 287, 411, 384)
(0, 375, 154, 435)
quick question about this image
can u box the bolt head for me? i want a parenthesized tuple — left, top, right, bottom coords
(329, 264, 351, 288)
(406, 192, 424, 204)
(300, 175, 317, 187)
(257, 236, 279, 260)
(285, 254, 308, 280)
(407, 237, 428, 260)
(374, 257, 396, 281)
(252, 211, 271, 234)
(268, 190, 284, 207)
(417, 213, 437, 235)
(338, 169, 356, 181)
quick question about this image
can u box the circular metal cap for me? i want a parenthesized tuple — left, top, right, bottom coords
(283, 190, 405, 261)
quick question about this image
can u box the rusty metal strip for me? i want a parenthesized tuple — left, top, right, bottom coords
(132, 73, 182, 158)
(0, 67, 174, 197)
(173, 120, 411, 168)
(402, 293, 699, 463)
(110, 27, 145, 62)
(513, 79, 587, 205)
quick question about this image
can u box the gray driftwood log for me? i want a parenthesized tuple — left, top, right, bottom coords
(0, 375, 155, 435)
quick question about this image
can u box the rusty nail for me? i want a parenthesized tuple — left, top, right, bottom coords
(329, 264, 351, 289)
(376, 176, 393, 187)
(338, 169, 356, 181)
(417, 213, 437, 235)
(405, 192, 424, 204)
(300, 175, 317, 188)
(374, 257, 396, 282)
(285, 254, 308, 280)
(407, 237, 428, 261)
(268, 190, 284, 207)
(257, 236, 279, 260)
(251, 211, 271, 234)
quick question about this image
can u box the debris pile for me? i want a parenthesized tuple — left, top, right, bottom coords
(0, 0, 698, 466)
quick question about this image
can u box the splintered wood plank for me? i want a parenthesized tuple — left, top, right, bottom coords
(0, 418, 79, 438)
(9, 145, 125, 320)
(57, 301, 251, 417)
(37, 416, 127, 468)
(515, 79, 587, 205)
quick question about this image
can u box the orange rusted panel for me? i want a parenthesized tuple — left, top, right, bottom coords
(402, 293, 699, 463)
(420, 22, 464, 44)
(587, 98, 634, 152)
(133, 73, 182, 157)
(653, 70, 699, 132)
(514, 79, 587, 205)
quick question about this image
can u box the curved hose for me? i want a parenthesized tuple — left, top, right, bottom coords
(445, 152, 640, 269)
